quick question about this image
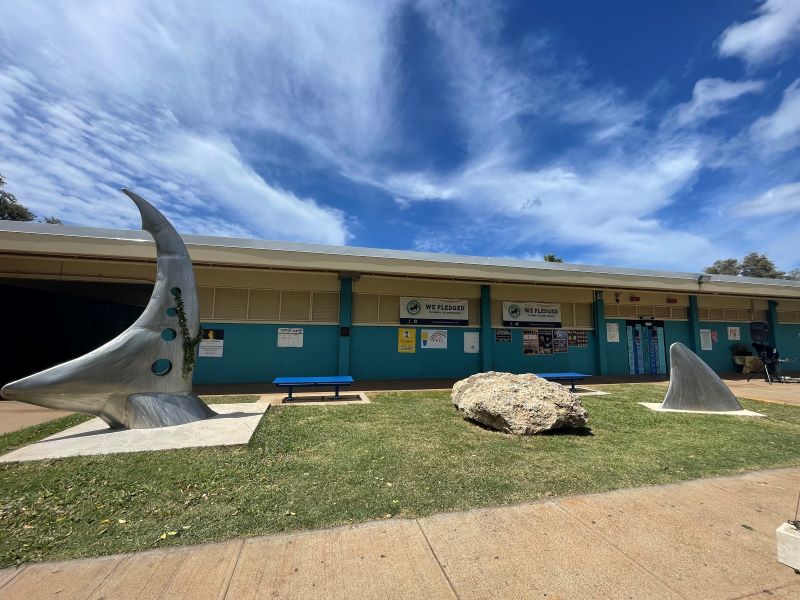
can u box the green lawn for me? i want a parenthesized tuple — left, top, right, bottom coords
(2, 385, 800, 567)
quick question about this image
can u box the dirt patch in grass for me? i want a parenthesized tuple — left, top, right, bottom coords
(2, 384, 800, 566)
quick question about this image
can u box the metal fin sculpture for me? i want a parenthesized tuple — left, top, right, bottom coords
(0, 189, 216, 429)
(661, 342, 743, 412)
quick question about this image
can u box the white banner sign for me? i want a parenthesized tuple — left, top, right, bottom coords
(198, 329, 224, 358)
(464, 331, 479, 354)
(400, 297, 468, 326)
(699, 329, 713, 351)
(277, 327, 304, 348)
(606, 322, 620, 343)
(502, 301, 562, 327)
(421, 329, 448, 349)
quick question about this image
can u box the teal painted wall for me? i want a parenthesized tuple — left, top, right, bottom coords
(191, 319, 800, 383)
(491, 329, 596, 374)
(194, 323, 339, 384)
(690, 322, 755, 373)
(604, 319, 630, 375)
(776, 323, 800, 373)
(350, 326, 482, 380)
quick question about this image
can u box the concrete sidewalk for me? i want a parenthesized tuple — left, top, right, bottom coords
(2, 469, 800, 599)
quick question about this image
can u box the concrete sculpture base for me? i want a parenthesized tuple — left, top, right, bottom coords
(661, 342, 745, 412)
(0, 402, 268, 463)
(639, 403, 763, 417)
(777, 523, 800, 571)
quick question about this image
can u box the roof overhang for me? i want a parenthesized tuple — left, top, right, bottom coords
(1, 221, 799, 299)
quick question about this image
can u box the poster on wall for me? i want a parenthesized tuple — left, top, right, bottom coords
(727, 326, 741, 341)
(711, 331, 718, 343)
(277, 327, 304, 348)
(421, 329, 448, 349)
(522, 329, 539, 355)
(495, 328, 512, 343)
(464, 331, 479, 354)
(398, 328, 416, 353)
(567, 330, 589, 347)
(502, 301, 562, 327)
(538, 330, 554, 354)
(606, 322, 620, 343)
(400, 297, 468, 325)
(553, 329, 568, 353)
(699, 329, 713, 351)
(198, 328, 224, 357)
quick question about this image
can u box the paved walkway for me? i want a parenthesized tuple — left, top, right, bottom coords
(2, 468, 799, 599)
(0, 401, 71, 435)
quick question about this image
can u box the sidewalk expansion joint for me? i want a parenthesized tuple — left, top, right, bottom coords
(415, 519, 462, 600)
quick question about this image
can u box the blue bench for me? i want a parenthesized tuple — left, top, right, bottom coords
(535, 372, 589, 392)
(272, 376, 354, 400)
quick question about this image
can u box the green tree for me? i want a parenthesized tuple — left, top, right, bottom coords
(0, 174, 35, 222)
(543, 254, 563, 263)
(740, 252, 785, 279)
(785, 268, 800, 281)
(0, 173, 61, 223)
(704, 258, 740, 275)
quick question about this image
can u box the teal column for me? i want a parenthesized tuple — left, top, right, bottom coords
(593, 291, 609, 376)
(338, 277, 353, 376)
(480, 284, 492, 372)
(768, 300, 778, 347)
(688, 295, 700, 352)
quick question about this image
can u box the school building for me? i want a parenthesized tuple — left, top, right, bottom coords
(1, 220, 799, 387)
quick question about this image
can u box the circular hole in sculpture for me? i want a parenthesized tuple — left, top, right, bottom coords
(161, 328, 177, 341)
(151, 359, 172, 376)
(171, 287, 181, 295)
(166, 307, 178, 317)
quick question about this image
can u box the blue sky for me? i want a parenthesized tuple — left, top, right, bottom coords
(1, 0, 799, 271)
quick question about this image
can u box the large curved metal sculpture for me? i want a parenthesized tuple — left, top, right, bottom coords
(0, 189, 215, 429)
(661, 342, 743, 412)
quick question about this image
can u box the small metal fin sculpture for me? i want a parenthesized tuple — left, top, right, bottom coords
(661, 342, 743, 412)
(0, 189, 215, 429)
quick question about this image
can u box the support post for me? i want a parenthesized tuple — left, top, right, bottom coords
(688, 295, 700, 353)
(480, 284, 493, 372)
(593, 291, 609, 376)
(768, 299, 778, 348)
(338, 277, 353, 376)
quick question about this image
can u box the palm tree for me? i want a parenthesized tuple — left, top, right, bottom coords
(543, 254, 563, 263)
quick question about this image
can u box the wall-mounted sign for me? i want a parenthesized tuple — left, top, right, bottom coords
(400, 297, 469, 326)
(502, 301, 562, 327)
(522, 329, 539, 355)
(464, 331, 479, 354)
(538, 329, 554, 355)
(567, 330, 589, 347)
(495, 328, 512, 343)
(421, 329, 448, 349)
(398, 328, 416, 353)
(699, 329, 713, 351)
(199, 328, 224, 357)
(606, 322, 620, 343)
(277, 327, 304, 348)
(727, 326, 740, 341)
(553, 329, 568, 353)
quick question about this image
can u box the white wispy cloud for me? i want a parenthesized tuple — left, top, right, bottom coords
(0, 66, 347, 242)
(750, 79, 800, 153)
(0, 0, 407, 242)
(669, 78, 764, 127)
(731, 182, 800, 215)
(717, 0, 800, 66)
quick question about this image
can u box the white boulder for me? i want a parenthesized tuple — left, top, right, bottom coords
(452, 371, 588, 435)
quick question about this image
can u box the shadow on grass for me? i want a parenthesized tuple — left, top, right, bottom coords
(463, 418, 594, 437)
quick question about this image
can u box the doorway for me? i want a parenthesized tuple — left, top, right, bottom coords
(625, 320, 667, 375)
